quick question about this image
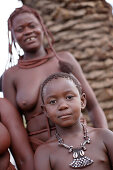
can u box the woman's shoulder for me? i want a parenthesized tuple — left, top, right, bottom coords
(57, 50, 74, 58)
(57, 50, 78, 63)
(2, 65, 19, 81)
(4, 65, 19, 74)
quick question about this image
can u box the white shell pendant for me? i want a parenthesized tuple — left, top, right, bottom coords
(69, 148, 94, 168)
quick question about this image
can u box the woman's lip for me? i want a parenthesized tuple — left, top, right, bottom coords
(24, 36, 36, 42)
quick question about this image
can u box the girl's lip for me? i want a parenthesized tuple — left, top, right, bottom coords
(58, 113, 72, 119)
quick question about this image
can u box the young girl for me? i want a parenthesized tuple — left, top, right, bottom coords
(2, 5, 107, 152)
(34, 72, 113, 170)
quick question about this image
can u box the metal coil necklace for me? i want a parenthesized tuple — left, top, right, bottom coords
(55, 123, 94, 169)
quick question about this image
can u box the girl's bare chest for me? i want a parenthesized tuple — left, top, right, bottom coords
(51, 137, 109, 170)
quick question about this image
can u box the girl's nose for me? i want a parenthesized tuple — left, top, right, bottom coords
(58, 101, 68, 111)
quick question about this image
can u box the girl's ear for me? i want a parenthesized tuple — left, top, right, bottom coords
(81, 93, 86, 110)
(41, 104, 49, 118)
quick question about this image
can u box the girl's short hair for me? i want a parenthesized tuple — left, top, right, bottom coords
(41, 72, 82, 104)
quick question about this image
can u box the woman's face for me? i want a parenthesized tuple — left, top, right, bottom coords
(12, 12, 44, 53)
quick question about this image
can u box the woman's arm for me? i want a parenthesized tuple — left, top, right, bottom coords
(0, 98, 34, 170)
(2, 68, 17, 107)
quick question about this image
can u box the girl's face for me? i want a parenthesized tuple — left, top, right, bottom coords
(43, 78, 86, 128)
(12, 12, 44, 53)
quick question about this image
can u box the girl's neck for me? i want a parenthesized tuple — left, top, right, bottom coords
(56, 120, 82, 138)
(23, 46, 47, 60)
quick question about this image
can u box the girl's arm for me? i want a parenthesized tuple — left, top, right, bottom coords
(103, 129, 113, 167)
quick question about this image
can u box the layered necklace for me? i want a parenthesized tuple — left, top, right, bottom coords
(55, 124, 94, 169)
(18, 49, 54, 69)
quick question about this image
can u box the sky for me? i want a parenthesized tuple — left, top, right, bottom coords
(0, 0, 113, 96)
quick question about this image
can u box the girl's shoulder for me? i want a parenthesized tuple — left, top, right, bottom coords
(88, 126, 113, 140)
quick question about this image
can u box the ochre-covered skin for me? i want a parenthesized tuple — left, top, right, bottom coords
(34, 75, 113, 170)
(0, 122, 10, 170)
(3, 5, 108, 152)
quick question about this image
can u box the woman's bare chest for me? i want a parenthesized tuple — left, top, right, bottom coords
(15, 59, 60, 111)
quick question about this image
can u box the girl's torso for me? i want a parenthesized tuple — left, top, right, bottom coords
(45, 128, 112, 170)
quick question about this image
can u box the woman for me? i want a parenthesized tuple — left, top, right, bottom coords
(0, 98, 34, 170)
(2, 5, 108, 152)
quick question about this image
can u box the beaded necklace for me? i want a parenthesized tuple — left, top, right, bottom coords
(55, 124, 94, 169)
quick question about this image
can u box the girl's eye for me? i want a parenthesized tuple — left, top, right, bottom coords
(49, 100, 56, 105)
(66, 95, 74, 100)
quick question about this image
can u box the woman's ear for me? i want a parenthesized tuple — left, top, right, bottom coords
(81, 93, 86, 110)
(41, 104, 49, 118)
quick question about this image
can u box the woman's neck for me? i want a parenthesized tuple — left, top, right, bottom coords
(23, 46, 47, 60)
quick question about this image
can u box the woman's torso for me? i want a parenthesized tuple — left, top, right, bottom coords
(13, 56, 61, 150)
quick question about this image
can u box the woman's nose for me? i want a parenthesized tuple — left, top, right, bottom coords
(24, 27, 33, 35)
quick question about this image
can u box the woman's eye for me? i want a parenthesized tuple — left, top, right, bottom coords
(49, 100, 56, 105)
(16, 27, 23, 32)
(29, 24, 35, 28)
(66, 95, 74, 100)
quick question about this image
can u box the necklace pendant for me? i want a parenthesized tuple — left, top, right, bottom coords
(69, 148, 94, 168)
(56, 124, 94, 169)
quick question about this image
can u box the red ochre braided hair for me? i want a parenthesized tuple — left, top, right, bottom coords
(8, 5, 73, 73)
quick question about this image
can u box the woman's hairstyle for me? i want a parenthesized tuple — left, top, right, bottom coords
(8, 5, 73, 73)
(8, 5, 54, 59)
(41, 72, 82, 104)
